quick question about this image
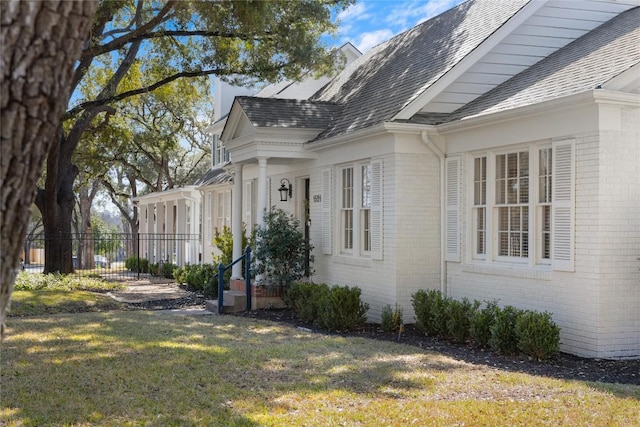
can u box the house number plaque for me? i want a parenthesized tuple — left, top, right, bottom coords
(313, 195, 322, 203)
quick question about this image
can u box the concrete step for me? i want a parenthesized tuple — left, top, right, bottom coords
(205, 290, 247, 313)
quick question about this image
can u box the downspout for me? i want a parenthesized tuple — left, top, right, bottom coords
(421, 131, 447, 296)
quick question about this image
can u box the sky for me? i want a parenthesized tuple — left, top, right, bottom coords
(330, 0, 466, 53)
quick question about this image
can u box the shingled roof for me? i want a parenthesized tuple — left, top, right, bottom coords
(309, 0, 529, 140)
(446, 6, 640, 122)
(235, 96, 342, 129)
(194, 165, 233, 186)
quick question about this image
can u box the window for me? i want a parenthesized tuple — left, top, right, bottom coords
(212, 135, 229, 166)
(340, 167, 354, 251)
(495, 151, 529, 259)
(467, 145, 570, 267)
(340, 163, 373, 256)
(361, 164, 372, 252)
(216, 190, 231, 231)
(537, 148, 552, 263)
(472, 157, 487, 258)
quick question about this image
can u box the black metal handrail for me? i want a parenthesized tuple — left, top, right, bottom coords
(217, 246, 252, 314)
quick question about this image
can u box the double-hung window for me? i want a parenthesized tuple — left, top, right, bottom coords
(537, 148, 552, 264)
(496, 151, 529, 260)
(469, 143, 571, 268)
(340, 163, 372, 256)
(472, 157, 487, 259)
(212, 135, 229, 166)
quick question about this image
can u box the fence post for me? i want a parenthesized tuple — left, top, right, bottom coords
(244, 246, 251, 311)
(217, 263, 225, 314)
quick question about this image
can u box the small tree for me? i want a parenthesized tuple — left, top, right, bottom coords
(253, 208, 313, 287)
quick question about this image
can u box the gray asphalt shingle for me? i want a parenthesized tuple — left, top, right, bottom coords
(447, 7, 640, 122)
(310, 0, 529, 140)
(235, 97, 342, 129)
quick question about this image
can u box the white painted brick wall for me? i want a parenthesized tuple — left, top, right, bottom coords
(595, 106, 640, 359)
(448, 106, 640, 359)
(309, 150, 441, 323)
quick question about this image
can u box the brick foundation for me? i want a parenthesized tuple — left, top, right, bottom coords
(230, 278, 287, 310)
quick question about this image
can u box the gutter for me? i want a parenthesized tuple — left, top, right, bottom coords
(421, 131, 447, 296)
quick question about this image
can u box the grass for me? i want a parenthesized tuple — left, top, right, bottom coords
(8, 290, 123, 316)
(2, 308, 639, 427)
(9, 272, 125, 317)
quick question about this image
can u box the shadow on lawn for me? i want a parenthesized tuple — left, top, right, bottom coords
(2, 311, 473, 426)
(3, 310, 638, 426)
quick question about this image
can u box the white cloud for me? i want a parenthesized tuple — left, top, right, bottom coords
(355, 28, 395, 52)
(385, 0, 462, 28)
(337, 2, 368, 22)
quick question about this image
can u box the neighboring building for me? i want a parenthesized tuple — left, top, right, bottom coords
(218, 0, 640, 359)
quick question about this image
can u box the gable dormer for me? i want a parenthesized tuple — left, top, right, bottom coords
(395, 0, 640, 119)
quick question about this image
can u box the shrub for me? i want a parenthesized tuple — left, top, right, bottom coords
(162, 263, 178, 279)
(412, 289, 447, 336)
(287, 282, 368, 332)
(489, 305, 522, 356)
(13, 271, 123, 292)
(253, 208, 313, 288)
(381, 304, 403, 333)
(446, 298, 480, 343)
(148, 263, 161, 276)
(125, 257, 149, 273)
(516, 310, 560, 361)
(317, 285, 369, 332)
(285, 282, 329, 324)
(174, 264, 220, 297)
(470, 300, 499, 348)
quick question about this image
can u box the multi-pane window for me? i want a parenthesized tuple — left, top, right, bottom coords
(341, 167, 354, 251)
(473, 157, 487, 258)
(538, 148, 552, 263)
(340, 163, 372, 256)
(496, 151, 529, 259)
(216, 190, 231, 231)
(212, 135, 229, 166)
(469, 146, 561, 266)
(361, 164, 372, 253)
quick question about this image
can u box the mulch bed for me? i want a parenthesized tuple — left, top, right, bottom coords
(125, 289, 639, 386)
(232, 308, 640, 386)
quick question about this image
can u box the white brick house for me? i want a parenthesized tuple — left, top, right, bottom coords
(218, 0, 640, 359)
(137, 0, 638, 359)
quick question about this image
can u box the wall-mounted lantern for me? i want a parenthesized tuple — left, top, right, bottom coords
(279, 178, 293, 202)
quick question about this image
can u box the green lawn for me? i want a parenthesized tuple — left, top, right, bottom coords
(2, 310, 638, 427)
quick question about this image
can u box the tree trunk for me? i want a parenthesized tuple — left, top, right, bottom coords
(0, 1, 97, 336)
(78, 181, 100, 269)
(35, 130, 79, 274)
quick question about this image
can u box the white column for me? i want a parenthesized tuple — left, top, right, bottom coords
(176, 200, 186, 265)
(189, 198, 200, 264)
(156, 202, 166, 262)
(146, 204, 154, 262)
(232, 163, 244, 278)
(257, 157, 269, 229)
(166, 201, 175, 263)
(138, 204, 147, 260)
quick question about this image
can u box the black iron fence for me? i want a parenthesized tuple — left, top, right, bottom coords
(22, 233, 202, 279)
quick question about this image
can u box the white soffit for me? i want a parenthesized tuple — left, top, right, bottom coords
(420, 0, 640, 114)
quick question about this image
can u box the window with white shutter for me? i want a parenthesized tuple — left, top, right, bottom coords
(551, 140, 575, 271)
(466, 142, 574, 270)
(446, 156, 461, 262)
(333, 160, 382, 259)
(369, 159, 383, 260)
(321, 168, 333, 255)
